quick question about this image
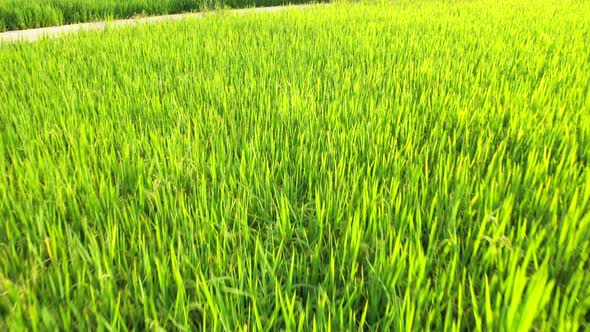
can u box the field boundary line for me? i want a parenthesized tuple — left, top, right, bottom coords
(0, 3, 326, 43)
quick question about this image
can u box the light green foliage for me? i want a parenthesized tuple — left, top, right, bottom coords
(1, 0, 590, 330)
(0, 0, 319, 31)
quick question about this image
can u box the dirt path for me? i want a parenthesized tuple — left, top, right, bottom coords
(0, 4, 322, 43)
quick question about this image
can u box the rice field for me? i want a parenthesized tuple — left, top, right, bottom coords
(1, 0, 590, 330)
(0, 0, 319, 31)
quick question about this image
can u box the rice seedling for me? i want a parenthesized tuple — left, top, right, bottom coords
(0, 0, 589, 330)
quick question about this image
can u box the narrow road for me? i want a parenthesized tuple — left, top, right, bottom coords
(0, 4, 323, 43)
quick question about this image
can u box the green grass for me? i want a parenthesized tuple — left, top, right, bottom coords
(0, 0, 321, 31)
(1, 0, 590, 330)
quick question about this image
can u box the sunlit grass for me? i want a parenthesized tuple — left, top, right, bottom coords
(1, 0, 589, 330)
(0, 0, 321, 31)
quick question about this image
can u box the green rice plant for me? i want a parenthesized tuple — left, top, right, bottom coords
(0, 0, 324, 32)
(0, 0, 589, 330)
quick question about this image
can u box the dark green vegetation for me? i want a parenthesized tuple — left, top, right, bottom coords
(0, 0, 319, 31)
(1, 0, 590, 330)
